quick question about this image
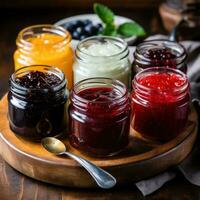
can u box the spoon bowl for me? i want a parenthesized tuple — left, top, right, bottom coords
(42, 137, 66, 154)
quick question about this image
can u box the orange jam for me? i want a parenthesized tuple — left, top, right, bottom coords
(14, 25, 74, 89)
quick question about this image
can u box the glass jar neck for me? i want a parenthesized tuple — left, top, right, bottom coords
(75, 36, 129, 65)
(132, 67, 189, 102)
(16, 24, 71, 54)
(134, 40, 187, 68)
(71, 78, 129, 113)
(10, 65, 67, 102)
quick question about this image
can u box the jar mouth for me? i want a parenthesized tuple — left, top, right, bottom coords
(76, 36, 129, 60)
(10, 65, 67, 94)
(135, 39, 187, 65)
(133, 67, 189, 94)
(16, 24, 71, 50)
(72, 77, 128, 104)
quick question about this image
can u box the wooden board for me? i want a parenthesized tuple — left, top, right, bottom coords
(0, 95, 198, 188)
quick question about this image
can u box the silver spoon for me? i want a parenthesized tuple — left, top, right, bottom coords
(41, 137, 116, 189)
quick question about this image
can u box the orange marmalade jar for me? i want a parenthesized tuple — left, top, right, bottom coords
(14, 24, 74, 89)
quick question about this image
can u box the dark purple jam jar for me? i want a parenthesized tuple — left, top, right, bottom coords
(8, 65, 68, 141)
(133, 40, 187, 76)
(69, 78, 131, 157)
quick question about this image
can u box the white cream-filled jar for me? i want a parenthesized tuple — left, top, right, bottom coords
(73, 36, 131, 88)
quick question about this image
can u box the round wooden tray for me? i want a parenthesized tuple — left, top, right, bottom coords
(0, 95, 198, 188)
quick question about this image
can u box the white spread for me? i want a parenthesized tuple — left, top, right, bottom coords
(73, 37, 131, 87)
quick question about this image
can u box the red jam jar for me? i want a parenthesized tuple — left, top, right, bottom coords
(69, 78, 131, 157)
(133, 40, 187, 76)
(131, 67, 190, 142)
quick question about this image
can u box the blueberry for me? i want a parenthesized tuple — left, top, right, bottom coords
(76, 27, 85, 35)
(94, 23, 103, 33)
(75, 20, 84, 27)
(72, 31, 80, 40)
(84, 24, 93, 35)
(83, 19, 92, 26)
(91, 26, 99, 35)
(84, 25, 99, 36)
(63, 22, 75, 32)
(80, 35, 87, 40)
(96, 23, 103, 28)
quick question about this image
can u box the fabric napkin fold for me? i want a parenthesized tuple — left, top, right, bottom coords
(135, 171, 177, 196)
(133, 35, 200, 196)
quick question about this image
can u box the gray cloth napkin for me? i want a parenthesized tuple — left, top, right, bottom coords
(132, 35, 200, 196)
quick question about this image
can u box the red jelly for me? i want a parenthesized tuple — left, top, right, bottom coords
(69, 78, 131, 157)
(131, 67, 190, 142)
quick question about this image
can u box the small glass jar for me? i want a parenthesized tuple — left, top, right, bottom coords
(14, 24, 74, 89)
(69, 78, 131, 157)
(73, 36, 131, 88)
(133, 40, 187, 76)
(131, 67, 190, 142)
(8, 65, 68, 141)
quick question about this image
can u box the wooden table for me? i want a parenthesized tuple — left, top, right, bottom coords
(0, 7, 200, 200)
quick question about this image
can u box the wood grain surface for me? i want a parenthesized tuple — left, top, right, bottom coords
(1, 6, 199, 200)
(0, 94, 198, 188)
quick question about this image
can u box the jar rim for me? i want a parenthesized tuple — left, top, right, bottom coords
(76, 36, 129, 59)
(134, 39, 187, 65)
(133, 67, 189, 94)
(72, 77, 128, 104)
(16, 24, 71, 50)
(10, 65, 67, 94)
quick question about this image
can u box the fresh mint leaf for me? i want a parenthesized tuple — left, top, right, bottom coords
(102, 24, 117, 36)
(117, 22, 146, 37)
(93, 3, 114, 24)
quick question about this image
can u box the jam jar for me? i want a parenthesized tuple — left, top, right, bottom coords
(131, 67, 190, 142)
(69, 78, 131, 157)
(133, 40, 187, 76)
(73, 36, 131, 88)
(14, 25, 74, 89)
(8, 65, 68, 141)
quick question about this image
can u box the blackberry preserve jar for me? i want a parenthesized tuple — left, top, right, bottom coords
(131, 67, 190, 142)
(8, 65, 68, 141)
(133, 40, 187, 76)
(69, 78, 131, 157)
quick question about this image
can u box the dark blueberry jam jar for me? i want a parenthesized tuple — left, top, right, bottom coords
(133, 40, 187, 76)
(69, 78, 131, 157)
(8, 65, 68, 141)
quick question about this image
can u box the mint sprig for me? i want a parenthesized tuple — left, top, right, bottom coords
(93, 3, 114, 25)
(93, 3, 146, 38)
(117, 22, 146, 37)
(102, 24, 117, 36)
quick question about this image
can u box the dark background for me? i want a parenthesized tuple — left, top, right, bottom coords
(3, 1, 200, 199)
(0, 0, 166, 98)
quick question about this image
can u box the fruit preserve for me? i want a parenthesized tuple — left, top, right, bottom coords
(133, 40, 187, 76)
(14, 25, 74, 89)
(8, 65, 68, 141)
(73, 36, 131, 88)
(69, 78, 131, 157)
(131, 67, 190, 142)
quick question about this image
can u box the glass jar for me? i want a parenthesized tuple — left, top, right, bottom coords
(133, 40, 187, 76)
(14, 24, 74, 89)
(131, 67, 190, 142)
(73, 36, 131, 88)
(69, 78, 131, 157)
(8, 65, 68, 141)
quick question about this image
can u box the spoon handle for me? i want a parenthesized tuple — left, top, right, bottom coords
(63, 152, 116, 189)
